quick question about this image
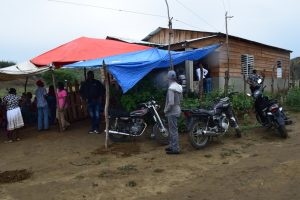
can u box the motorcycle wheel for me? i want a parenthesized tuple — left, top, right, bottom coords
(188, 121, 209, 149)
(153, 123, 169, 145)
(278, 125, 288, 139)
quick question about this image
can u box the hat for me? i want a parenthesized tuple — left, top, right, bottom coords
(36, 80, 44, 87)
(167, 70, 177, 80)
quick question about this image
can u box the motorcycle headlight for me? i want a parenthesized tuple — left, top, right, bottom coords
(257, 78, 262, 84)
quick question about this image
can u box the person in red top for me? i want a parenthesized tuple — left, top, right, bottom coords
(57, 82, 70, 131)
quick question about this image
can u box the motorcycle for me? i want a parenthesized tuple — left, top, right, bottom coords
(108, 99, 169, 145)
(182, 93, 241, 149)
(247, 77, 292, 138)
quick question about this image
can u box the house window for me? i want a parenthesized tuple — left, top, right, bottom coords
(277, 60, 283, 78)
(241, 54, 254, 77)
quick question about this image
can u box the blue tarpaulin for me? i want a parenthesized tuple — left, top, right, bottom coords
(65, 43, 220, 93)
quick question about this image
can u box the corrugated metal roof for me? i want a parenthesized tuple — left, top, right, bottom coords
(106, 36, 165, 47)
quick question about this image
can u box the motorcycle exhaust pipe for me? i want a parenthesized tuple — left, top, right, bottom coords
(202, 130, 219, 136)
(106, 130, 131, 136)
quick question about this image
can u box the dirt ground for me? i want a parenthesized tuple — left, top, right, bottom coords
(0, 113, 299, 200)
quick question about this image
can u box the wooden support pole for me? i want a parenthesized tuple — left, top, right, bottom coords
(271, 65, 275, 95)
(165, 0, 174, 70)
(84, 67, 87, 81)
(51, 68, 63, 132)
(224, 12, 233, 96)
(103, 61, 110, 149)
(199, 64, 204, 103)
(243, 74, 247, 94)
(24, 76, 28, 93)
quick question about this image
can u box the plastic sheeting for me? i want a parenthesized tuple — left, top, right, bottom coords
(65, 43, 221, 93)
(31, 37, 151, 66)
(0, 61, 49, 81)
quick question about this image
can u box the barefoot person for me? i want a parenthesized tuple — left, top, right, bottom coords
(2, 88, 24, 142)
(164, 70, 183, 155)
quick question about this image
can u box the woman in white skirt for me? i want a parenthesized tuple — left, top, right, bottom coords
(2, 88, 24, 143)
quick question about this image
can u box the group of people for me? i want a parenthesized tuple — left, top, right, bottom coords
(0, 70, 106, 143)
(0, 69, 182, 155)
(0, 80, 70, 143)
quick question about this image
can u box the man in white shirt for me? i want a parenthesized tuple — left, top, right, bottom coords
(196, 65, 208, 81)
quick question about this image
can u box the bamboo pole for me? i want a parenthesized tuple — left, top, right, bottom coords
(51, 67, 63, 132)
(103, 61, 110, 149)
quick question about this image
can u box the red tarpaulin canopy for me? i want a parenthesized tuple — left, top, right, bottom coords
(31, 37, 151, 67)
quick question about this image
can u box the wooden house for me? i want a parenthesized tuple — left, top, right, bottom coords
(142, 27, 292, 93)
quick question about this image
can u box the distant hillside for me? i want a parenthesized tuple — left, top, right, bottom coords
(291, 57, 300, 79)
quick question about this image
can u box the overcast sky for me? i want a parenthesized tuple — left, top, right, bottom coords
(1, 0, 299, 63)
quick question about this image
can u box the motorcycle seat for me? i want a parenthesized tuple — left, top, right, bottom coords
(130, 109, 148, 117)
(109, 109, 130, 117)
(192, 109, 215, 116)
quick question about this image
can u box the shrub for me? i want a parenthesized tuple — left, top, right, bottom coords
(231, 93, 253, 113)
(286, 87, 300, 111)
(120, 74, 165, 111)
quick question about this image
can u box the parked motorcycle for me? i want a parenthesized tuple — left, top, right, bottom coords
(183, 94, 241, 149)
(108, 99, 169, 145)
(247, 77, 292, 138)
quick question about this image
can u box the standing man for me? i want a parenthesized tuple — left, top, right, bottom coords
(35, 80, 49, 131)
(196, 64, 208, 81)
(204, 66, 212, 93)
(164, 70, 183, 155)
(80, 71, 105, 134)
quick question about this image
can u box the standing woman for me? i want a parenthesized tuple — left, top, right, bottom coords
(57, 82, 70, 131)
(2, 88, 24, 142)
(35, 80, 49, 131)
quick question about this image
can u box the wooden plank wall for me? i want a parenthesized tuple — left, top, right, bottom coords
(147, 28, 214, 44)
(217, 38, 290, 78)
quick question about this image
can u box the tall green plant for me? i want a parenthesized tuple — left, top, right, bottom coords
(120, 74, 165, 111)
(286, 87, 300, 111)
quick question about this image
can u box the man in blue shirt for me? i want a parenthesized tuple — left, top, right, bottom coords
(35, 80, 49, 131)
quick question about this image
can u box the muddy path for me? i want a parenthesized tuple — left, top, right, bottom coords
(0, 113, 299, 200)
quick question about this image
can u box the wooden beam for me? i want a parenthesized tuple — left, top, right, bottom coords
(51, 68, 63, 132)
(103, 61, 110, 149)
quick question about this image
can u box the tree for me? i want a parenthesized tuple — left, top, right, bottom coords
(0, 61, 16, 68)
